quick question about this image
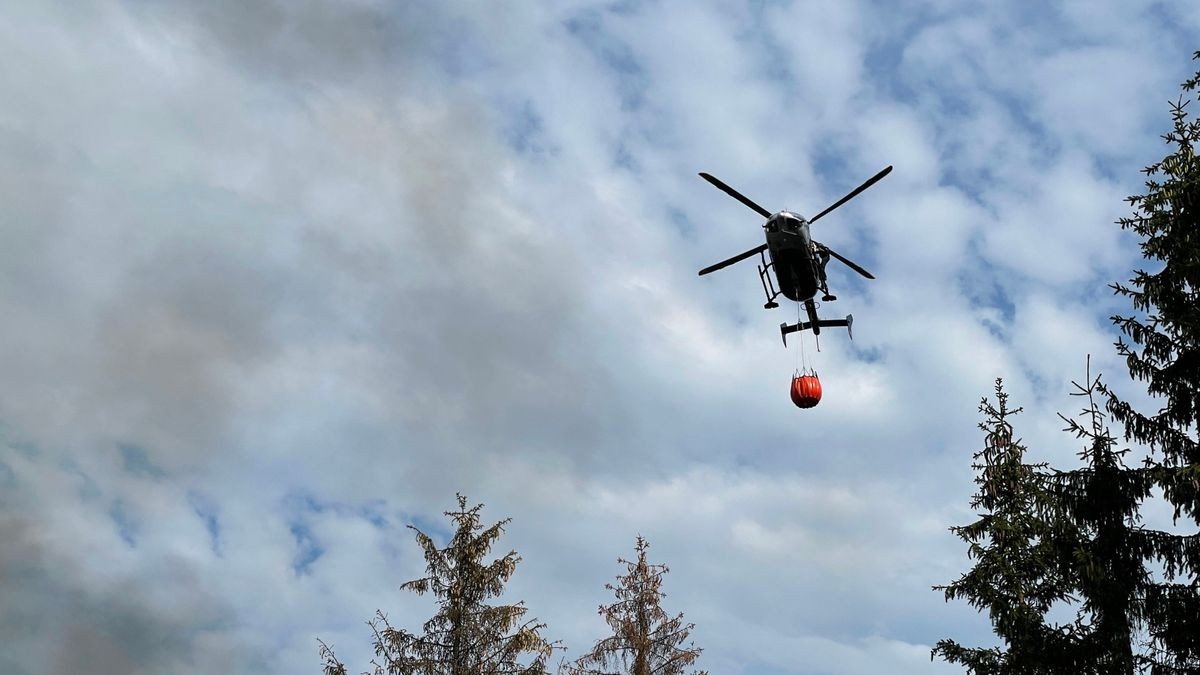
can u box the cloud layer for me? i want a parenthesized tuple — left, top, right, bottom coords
(1, 1, 1195, 673)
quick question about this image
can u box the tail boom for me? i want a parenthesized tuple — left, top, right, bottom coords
(780, 314, 853, 346)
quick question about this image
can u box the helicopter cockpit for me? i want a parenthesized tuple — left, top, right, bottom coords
(766, 212, 809, 236)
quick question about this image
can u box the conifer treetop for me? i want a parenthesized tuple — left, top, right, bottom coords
(565, 537, 705, 675)
(933, 380, 1082, 674)
(1104, 51, 1200, 478)
(320, 494, 558, 675)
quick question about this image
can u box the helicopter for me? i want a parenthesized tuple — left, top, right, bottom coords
(697, 165, 892, 346)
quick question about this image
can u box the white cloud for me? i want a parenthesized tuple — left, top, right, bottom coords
(1, 1, 1194, 674)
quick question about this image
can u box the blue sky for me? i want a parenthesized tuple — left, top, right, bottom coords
(0, 2, 1197, 674)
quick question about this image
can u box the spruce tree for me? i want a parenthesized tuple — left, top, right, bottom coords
(934, 381, 1084, 674)
(1098, 52, 1200, 674)
(564, 537, 705, 675)
(939, 55, 1200, 674)
(319, 494, 559, 675)
(1050, 367, 1155, 674)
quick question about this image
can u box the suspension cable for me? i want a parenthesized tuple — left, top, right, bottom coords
(795, 301, 808, 373)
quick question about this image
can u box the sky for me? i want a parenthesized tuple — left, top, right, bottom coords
(1, 1, 1197, 674)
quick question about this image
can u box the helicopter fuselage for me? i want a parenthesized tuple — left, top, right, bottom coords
(696, 165, 890, 345)
(765, 211, 820, 302)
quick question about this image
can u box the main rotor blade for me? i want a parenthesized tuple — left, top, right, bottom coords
(822, 245, 875, 280)
(698, 173, 773, 219)
(808, 165, 893, 224)
(699, 243, 769, 276)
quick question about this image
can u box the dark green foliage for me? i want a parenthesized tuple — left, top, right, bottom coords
(1046, 367, 1197, 675)
(935, 373, 1170, 674)
(1049, 369, 1154, 674)
(1104, 51, 1200, 489)
(564, 537, 705, 675)
(938, 54, 1200, 675)
(933, 381, 1084, 674)
(320, 494, 559, 675)
(1098, 52, 1200, 674)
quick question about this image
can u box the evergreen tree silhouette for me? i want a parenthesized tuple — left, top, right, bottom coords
(934, 381, 1086, 674)
(1098, 52, 1200, 674)
(565, 537, 706, 675)
(320, 494, 559, 675)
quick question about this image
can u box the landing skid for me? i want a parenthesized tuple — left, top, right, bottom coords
(758, 250, 781, 310)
